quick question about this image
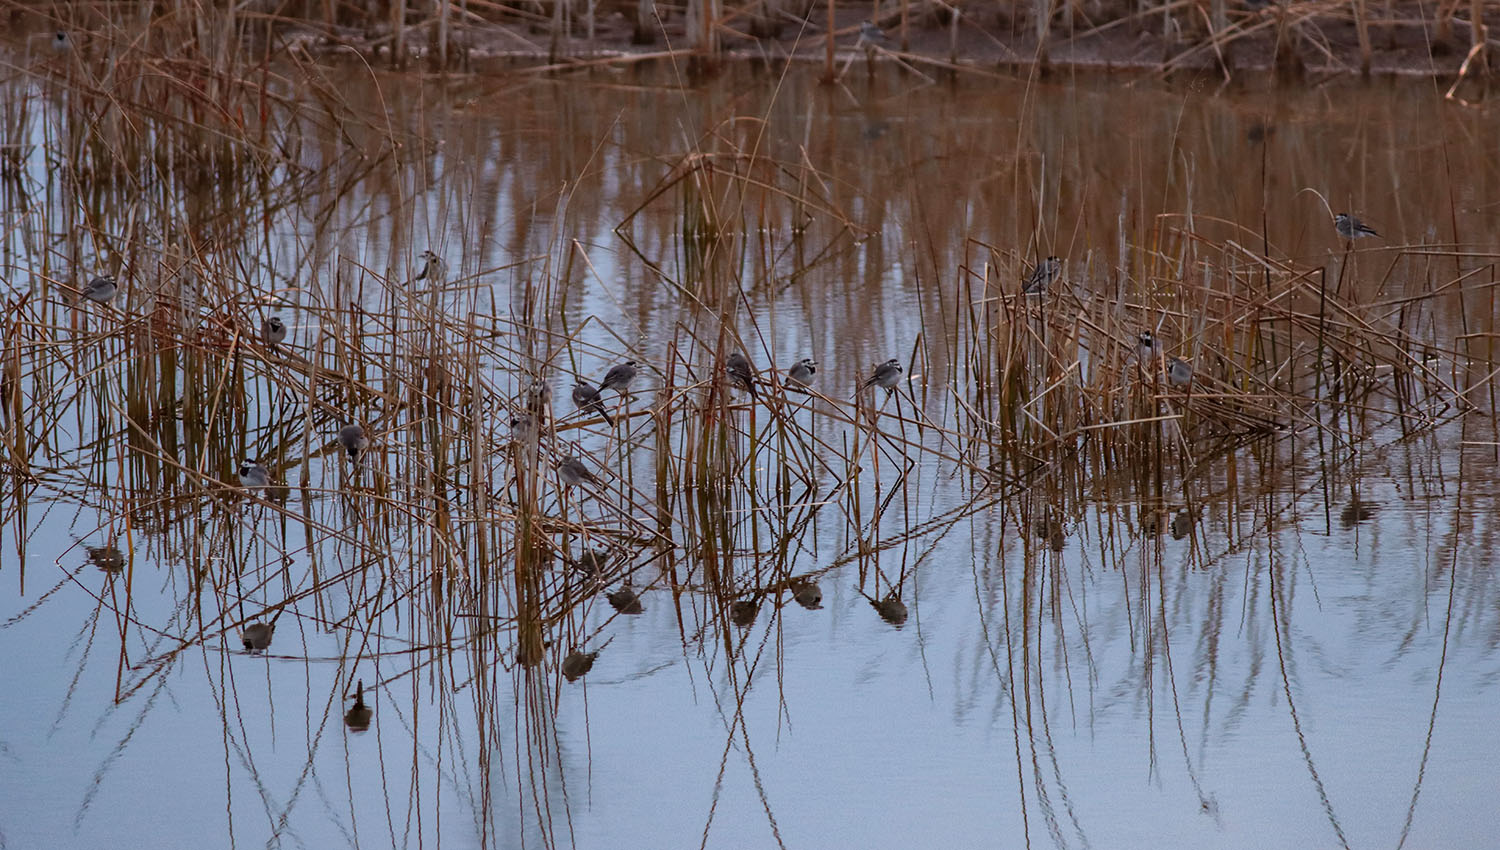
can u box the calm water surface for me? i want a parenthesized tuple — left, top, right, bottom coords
(1, 54, 1498, 849)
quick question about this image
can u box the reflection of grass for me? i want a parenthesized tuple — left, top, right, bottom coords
(1, 40, 1490, 847)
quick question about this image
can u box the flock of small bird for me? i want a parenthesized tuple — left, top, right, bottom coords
(75, 214, 1384, 705)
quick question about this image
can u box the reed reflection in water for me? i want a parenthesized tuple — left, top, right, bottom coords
(0, 47, 1498, 849)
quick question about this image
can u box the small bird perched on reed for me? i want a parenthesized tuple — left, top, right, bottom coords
(571, 382, 614, 425)
(725, 352, 757, 397)
(557, 455, 598, 488)
(599, 360, 638, 394)
(1135, 331, 1159, 364)
(1022, 256, 1061, 295)
(786, 358, 817, 391)
(238, 460, 270, 489)
(1334, 213, 1379, 240)
(857, 20, 889, 47)
(262, 317, 286, 348)
(415, 249, 447, 283)
(338, 423, 369, 461)
(1167, 357, 1193, 387)
(81, 275, 118, 304)
(861, 358, 903, 392)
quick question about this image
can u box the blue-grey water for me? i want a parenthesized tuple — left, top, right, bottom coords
(1, 43, 1498, 849)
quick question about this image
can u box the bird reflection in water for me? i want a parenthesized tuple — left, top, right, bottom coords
(871, 593, 907, 627)
(730, 599, 758, 628)
(607, 585, 643, 614)
(790, 579, 823, 610)
(242, 620, 275, 653)
(344, 680, 372, 732)
(562, 649, 599, 682)
(1340, 496, 1380, 528)
(86, 544, 125, 573)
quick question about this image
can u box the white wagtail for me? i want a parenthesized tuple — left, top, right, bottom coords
(857, 20, 889, 47)
(338, 423, 369, 461)
(525, 380, 552, 418)
(262, 317, 286, 348)
(415, 249, 447, 283)
(562, 648, 600, 682)
(1167, 357, 1193, 387)
(81, 275, 118, 304)
(557, 455, 598, 488)
(509, 413, 536, 442)
(344, 680, 372, 732)
(725, 352, 757, 397)
(1022, 256, 1062, 295)
(599, 360, 638, 394)
(571, 382, 614, 425)
(1135, 331, 1160, 364)
(238, 460, 270, 489)
(1334, 213, 1379, 240)
(786, 357, 817, 391)
(242, 620, 276, 652)
(861, 358, 903, 392)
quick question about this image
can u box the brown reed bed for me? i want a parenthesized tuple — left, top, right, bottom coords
(1, 30, 1497, 847)
(4, 0, 1495, 83)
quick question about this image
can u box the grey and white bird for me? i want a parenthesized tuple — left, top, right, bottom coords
(238, 460, 270, 489)
(861, 358, 903, 392)
(599, 360, 638, 394)
(262, 316, 286, 348)
(52, 31, 72, 53)
(525, 380, 552, 417)
(1022, 256, 1062, 295)
(81, 275, 118, 304)
(242, 621, 275, 652)
(857, 20, 889, 46)
(415, 249, 447, 283)
(571, 382, 614, 426)
(786, 358, 817, 391)
(1334, 213, 1379, 240)
(558, 455, 598, 488)
(1135, 331, 1160, 364)
(338, 423, 369, 461)
(725, 352, 757, 397)
(345, 680, 372, 732)
(509, 413, 535, 441)
(1167, 357, 1193, 387)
